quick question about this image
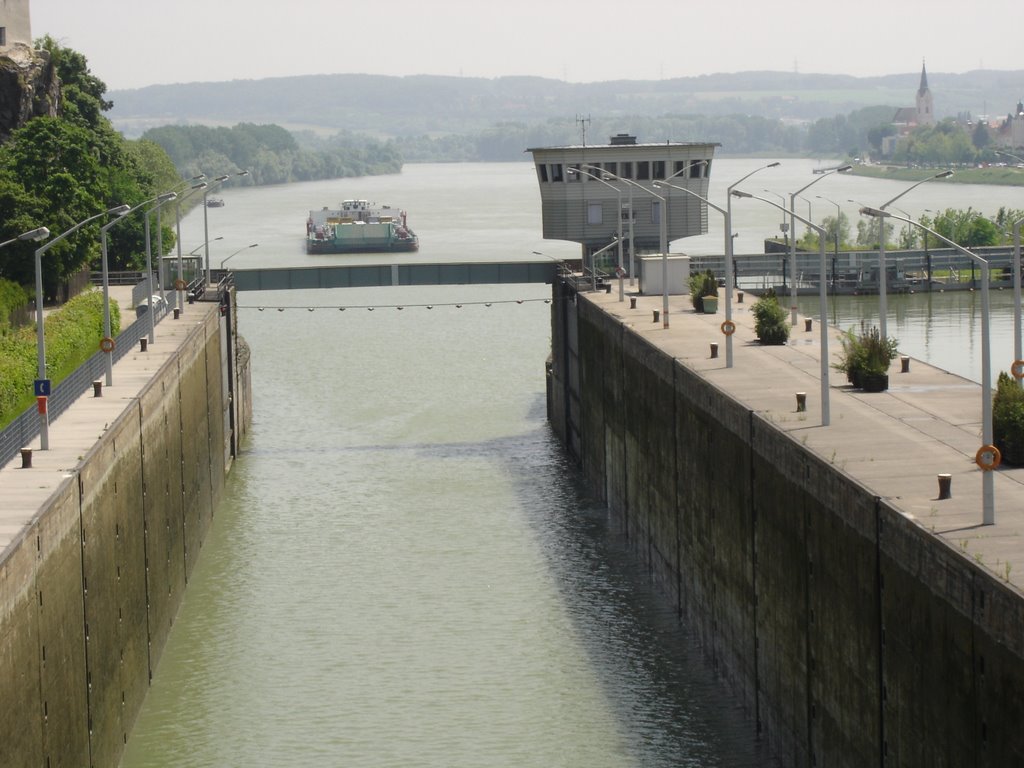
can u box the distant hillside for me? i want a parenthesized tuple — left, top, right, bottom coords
(107, 70, 1024, 140)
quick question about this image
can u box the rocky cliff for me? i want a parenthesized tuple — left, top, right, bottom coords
(0, 43, 58, 141)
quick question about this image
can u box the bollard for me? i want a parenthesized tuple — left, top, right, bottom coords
(629, 297, 637, 309)
(93, 380, 103, 397)
(796, 392, 807, 412)
(937, 473, 952, 500)
(710, 342, 719, 359)
(20, 448, 32, 469)
(187, 293, 195, 305)
(653, 309, 660, 323)
(140, 338, 148, 352)
(737, 291, 744, 304)
(805, 318, 813, 332)
(173, 307, 180, 320)
(604, 283, 611, 294)
(901, 355, 910, 373)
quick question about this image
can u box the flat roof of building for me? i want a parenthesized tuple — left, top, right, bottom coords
(527, 141, 720, 152)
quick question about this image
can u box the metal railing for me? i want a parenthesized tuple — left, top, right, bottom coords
(0, 295, 170, 468)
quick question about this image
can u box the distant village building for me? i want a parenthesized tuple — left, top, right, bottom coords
(0, 0, 31, 49)
(883, 62, 936, 156)
(993, 100, 1024, 151)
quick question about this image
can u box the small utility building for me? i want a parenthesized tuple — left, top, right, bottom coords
(527, 134, 719, 261)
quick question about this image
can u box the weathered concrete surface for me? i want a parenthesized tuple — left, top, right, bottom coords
(550, 280, 1024, 767)
(0, 289, 251, 768)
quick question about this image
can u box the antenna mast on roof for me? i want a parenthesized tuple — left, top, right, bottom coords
(576, 114, 591, 146)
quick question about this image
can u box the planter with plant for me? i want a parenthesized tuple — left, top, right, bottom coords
(751, 288, 790, 345)
(833, 323, 898, 391)
(993, 371, 1024, 465)
(689, 269, 718, 313)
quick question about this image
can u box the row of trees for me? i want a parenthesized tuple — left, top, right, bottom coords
(142, 124, 403, 186)
(793, 207, 1024, 252)
(0, 37, 181, 299)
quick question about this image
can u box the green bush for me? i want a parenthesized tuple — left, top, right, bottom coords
(0, 278, 29, 335)
(0, 290, 120, 427)
(993, 371, 1024, 466)
(751, 288, 790, 345)
(833, 323, 897, 384)
(689, 269, 717, 312)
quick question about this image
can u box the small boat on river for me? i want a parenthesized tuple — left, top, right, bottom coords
(306, 200, 419, 254)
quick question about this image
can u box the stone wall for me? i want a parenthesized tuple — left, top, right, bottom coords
(0, 301, 249, 767)
(549, 283, 1024, 767)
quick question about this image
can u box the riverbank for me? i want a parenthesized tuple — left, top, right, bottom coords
(850, 162, 1024, 187)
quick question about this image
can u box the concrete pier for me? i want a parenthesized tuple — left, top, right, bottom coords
(549, 282, 1024, 767)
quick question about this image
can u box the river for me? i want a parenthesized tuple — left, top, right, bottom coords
(119, 160, 1021, 767)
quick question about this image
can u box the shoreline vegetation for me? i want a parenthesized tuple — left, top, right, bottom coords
(848, 163, 1024, 187)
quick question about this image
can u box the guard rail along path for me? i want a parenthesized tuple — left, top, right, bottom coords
(548, 277, 1024, 767)
(0, 280, 251, 768)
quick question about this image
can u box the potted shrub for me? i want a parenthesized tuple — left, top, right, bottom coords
(993, 371, 1024, 465)
(690, 269, 717, 313)
(751, 288, 790, 345)
(834, 324, 897, 391)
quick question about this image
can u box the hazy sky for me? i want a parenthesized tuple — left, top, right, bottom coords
(29, 0, 1023, 91)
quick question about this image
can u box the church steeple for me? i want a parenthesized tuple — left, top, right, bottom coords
(915, 59, 935, 125)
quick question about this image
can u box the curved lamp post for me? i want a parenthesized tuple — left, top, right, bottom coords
(203, 171, 249, 286)
(871, 170, 952, 340)
(174, 182, 208, 311)
(143, 192, 179, 344)
(220, 242, 259, 271)
(734, 189, 831, 426)
(100, 193, 177, 386)
(152, 175, 204, 297)
(34, 207, 130, 449)
(568, 167, 623, 299)
(816, 194, 842, 291)
(653, 178, 736, 367)
(786, 165, 850, 325)
(861, 205, 995, 524)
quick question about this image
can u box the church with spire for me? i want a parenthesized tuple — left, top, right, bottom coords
(892, 61, 936, 129)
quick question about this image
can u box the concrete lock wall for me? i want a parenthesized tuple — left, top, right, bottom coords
(0, 300, 250, 768)
(549, 285, 1024, 767)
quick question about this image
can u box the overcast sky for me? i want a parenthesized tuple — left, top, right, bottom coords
(29, 0, 1023, 91)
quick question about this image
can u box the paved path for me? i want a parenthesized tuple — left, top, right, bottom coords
(588, 282, 1024, 592)
(0, 289, 217, 554)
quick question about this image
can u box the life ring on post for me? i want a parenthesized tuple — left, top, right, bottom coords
(1012, 359, 1024, 380)
(174, 279, 187, 291)
(720, 320, 736, 336)
(99, 337, 115, 354)
(976, 444, 1001, 471)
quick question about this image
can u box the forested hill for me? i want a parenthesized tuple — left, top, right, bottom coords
(108, 69, 1024, 140)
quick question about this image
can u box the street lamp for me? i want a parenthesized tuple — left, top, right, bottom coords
(220, 242, 259, 271)
(871, 170, 953, 341)
(34, 208, 129, 450)
(734, 189, 831, 426)
(190, 236, 223, 257)
(152, 175, 204, 297)
(816, 194, 842, 289)
(568, 167, 624, 299)
(203, 170, 249, 286)
(174, 182, 208, 312)
(100, 194, 176, 386)
(786, 165, 851, 326)
(726, 162, 781, 330)
(861, 205, 996, 524)
(142, 192, 178, 344)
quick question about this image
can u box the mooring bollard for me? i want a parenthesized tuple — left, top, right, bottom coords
(805, 318, 813, 332)
(604, 283, 611, 294)
(140, 338, 148, 352)
(20, 448, 32, 469)
(173, 307, 180, 320)
(938, 473, 952, 499)
(796, 392, 807, 412)
(737, 291, 744, 304)
(629, 297, 637, 309)
(901, 355, 910, 373)
(653, 309, 660, 323)
(93, 380, 103, 397)
(710, 342, 719, 359)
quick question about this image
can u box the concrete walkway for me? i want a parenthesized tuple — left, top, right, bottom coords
(587, 283, 1024, 593)
(0, 289, 217, 554)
